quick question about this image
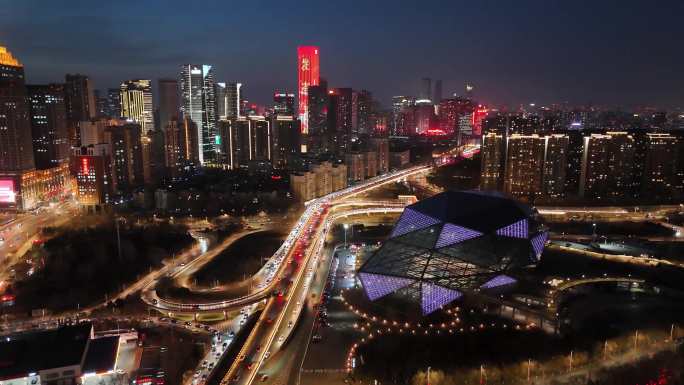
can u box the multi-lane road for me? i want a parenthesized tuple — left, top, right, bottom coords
(248, 211, 401, 385)
(143, 166, 430, 314)
(0, 200, 78, 288)
(213, 171, 425, 385)
(214, 168, 684, 385)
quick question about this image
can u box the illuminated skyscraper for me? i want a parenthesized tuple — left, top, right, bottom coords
(542, 134, 569, 199)
(328, 88, 353, 153)
(215, 82, 227, 119)
(306, 80, 329, 154)
(307, 82, 328, 129)
(369, 110, 389, 137)
(271, 114, 300, 169)
(640, 133, 681, 201)
(297, 46, 320, 134)
(27, 84, 69, 169)
(120, 79, 156, 183)
(391, 96, 414, 136)
(458, 112, 473, 138)
(181, 117, 200, 164)
(480, 132, 505, 191)
(105, 88, 120, 118)
(64, 73, 95, 144)
(179, 64, 217, 165)
(438, 97, 475, 135)
(482, 133, 568, 201)
(354, 89, 372, 135)
(472, 105, 488, 136)
(163, 120, 183, 178)
(218, 116, 271, 170)
(273, 92, 295, 115)
(104, 122, 144, 191)
(119, 79, 154, 131)
(216, 82, 241, 120)
(72, 144, 113, 210)
(396, 106, 416, 137)
(0, 46, 34, 172)
(579, 132, 635, 201)
(94, 89, 106, 117)
(241, 99, 252, 117)
(370, 137, 389, 174)
(504, 134, 547, 199)
(414, 100, 435, 135)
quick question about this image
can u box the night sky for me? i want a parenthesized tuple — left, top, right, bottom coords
(2, 0, 682, 109)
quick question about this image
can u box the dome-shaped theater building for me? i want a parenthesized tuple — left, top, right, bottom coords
(358, 191, 548, 315)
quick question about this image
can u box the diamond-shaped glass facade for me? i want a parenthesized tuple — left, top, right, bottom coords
(435, 223, 482, 248)
(390, 208, 441, 238)
(530, 231, 549, 259)
(358, 191, 544, 316)
(393, 224, 442, 249)
(359, 272, 414, 301)
(480, 274, 517, 289)
(495, 219, 529, 239)
(421, 283, 462, 315)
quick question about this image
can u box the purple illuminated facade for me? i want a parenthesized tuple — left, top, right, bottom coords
(530, 231, 548, 260)
(435, 223, 482, 248)
(495, 219, 529, 238)
(421, 283, 462, 315)
(358, 272, 414, 301)
(358, 191, 545, 316)
(480, 274, 517, 289)
(390, 208, 441, 238)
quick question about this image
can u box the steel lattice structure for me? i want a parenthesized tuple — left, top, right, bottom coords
(358, 191, 548, 315)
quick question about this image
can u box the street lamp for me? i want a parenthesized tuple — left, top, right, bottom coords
(634, 329, 639, 351)
(343, 223, 349, 247)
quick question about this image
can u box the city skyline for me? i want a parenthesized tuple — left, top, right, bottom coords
(1, 3, 684, 385)
(1, 0, 683, 109)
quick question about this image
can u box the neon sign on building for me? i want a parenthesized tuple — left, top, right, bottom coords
(297, 46, 320, 135)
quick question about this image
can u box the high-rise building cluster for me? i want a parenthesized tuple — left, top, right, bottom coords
(0, 43, 413, 211)
(8, 39, 679, 210)
(480, 108, 684, 203)
(0, 46, 72, 210)
(291, 46, 395, 195)
(389, 82, 487, 148)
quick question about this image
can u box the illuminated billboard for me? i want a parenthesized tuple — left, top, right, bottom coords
(297, 46, 320, 134)
(0, 179, 16, 203)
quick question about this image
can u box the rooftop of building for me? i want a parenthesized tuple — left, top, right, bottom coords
(82, 335, 119, 374)
(0, 46, 22, 67)
(406, 190, 535, 233)
(0, 323, 92, 379)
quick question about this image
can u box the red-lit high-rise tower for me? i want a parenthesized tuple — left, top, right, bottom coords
(297, 46, 320, 134)
(472, 104, 488, 136)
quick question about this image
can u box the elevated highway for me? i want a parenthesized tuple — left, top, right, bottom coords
(141, 166, 429, 314)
